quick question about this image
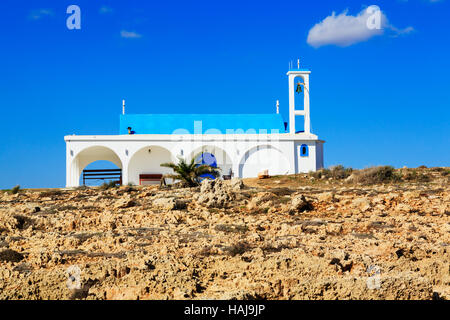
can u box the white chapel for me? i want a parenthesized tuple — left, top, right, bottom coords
(65, 64, 324, 187)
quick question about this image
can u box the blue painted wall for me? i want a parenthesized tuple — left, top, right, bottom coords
(120, 114, 286, 135)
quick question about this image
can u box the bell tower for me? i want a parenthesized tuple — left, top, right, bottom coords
(287, 60, 311, 134)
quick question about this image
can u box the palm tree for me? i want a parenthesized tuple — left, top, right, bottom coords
(160, 155, 221, 187)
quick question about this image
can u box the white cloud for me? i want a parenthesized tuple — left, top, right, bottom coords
(99, 6, 113, 14)
(307, 6, 413, 48)
(389, 25, 415, 37)
(120, 30, 142, 39)
(29, 9, 54, 20)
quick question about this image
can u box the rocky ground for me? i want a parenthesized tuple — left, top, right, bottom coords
(0, 167, 448, 300)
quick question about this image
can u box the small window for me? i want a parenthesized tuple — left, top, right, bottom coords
(300, 144, 309, 157)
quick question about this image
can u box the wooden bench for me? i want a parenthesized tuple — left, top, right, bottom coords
(139, 174, 163, 185)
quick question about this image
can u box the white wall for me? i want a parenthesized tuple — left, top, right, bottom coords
(65, 134, 323, 187)
(295, 141, 317, 173)
(239, 145, 291, 177)
(128, 146, 175, 185)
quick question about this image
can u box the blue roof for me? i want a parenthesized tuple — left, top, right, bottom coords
(120, 114, 286, 135)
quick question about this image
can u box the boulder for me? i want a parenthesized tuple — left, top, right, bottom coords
(352, 197, 372, 212)
(114, 198, 137, 209)
(318, 192, 336, 202)
(290, 194, 313, 213)
(153, 197, 188, 211)
(230, 178, 245, 191)
(197, 179, 234, 208)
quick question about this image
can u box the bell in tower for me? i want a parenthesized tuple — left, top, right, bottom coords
(287, 60, 311, 134)
(296, 82, 303, 94)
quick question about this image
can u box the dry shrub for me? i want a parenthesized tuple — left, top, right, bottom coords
(311, 165, 353, 180)
(352, 166, 401, 184)
(403, 169, 432, 182)
(330, 165, 353, 179)
(100, 181, 118, 190)
(40, 190, 63, 197)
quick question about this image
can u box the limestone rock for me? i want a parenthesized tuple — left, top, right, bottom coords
(114, 198, 137, 209)
(0, 166, 447, 300)
(230, 178, 245, 191)
(197, 179, 234, 208)
(290, 194, 313, 213)
(153, 197, 188, 210)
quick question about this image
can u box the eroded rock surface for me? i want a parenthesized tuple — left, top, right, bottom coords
(0, 169, 449, 300)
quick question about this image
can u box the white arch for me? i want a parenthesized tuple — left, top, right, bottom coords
(238, 144, 291, 178)
(127, 145, 176, 185)
(70, 145, 123, 187)
(188, 145, 233, 177)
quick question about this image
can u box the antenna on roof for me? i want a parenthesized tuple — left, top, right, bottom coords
(297, 59, 300, 69)
(122, 100, 125, 115)
(276, 100, 280, 114)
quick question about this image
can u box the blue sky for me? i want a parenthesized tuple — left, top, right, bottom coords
(0, 0, 449, 189)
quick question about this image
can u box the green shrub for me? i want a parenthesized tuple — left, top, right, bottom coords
(100, 181, 118, 190)
(10, 185, 20, 194)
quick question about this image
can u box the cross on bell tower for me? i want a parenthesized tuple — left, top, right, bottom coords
(287, 60, 311, 135)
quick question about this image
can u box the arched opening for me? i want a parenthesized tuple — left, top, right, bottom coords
(189, 145, 233, 179)
(195, 152, 218, 180)
(294, 75, 306, 133)
(80, 160, 122, 186)
(239, 145, 290, 178)
(128, 146, 176, 185)
(71, 146, 123, 187)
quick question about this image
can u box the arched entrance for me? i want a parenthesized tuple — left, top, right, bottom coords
(128, 146, 175, 185)
(189, 145, 233, 179)
(293, 74, 306, 133)
(239, 145, 290, 178)
(195, 152, 218, 180)
(71, 146, 123, 187)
